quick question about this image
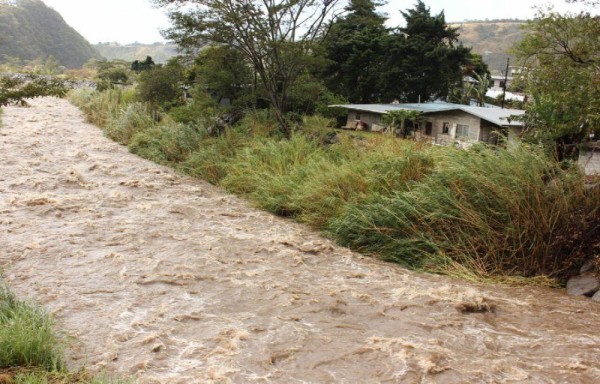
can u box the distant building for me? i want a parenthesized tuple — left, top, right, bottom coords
(331, 102, 525, 147)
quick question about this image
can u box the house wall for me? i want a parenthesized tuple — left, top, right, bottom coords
(343, 111, 385, 131)
(579, 147, 600, 176)
(416, 110, 481, 144)
(480, 120, 504, 145)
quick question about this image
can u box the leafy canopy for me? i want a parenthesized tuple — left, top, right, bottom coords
(153, 0, 342, 132)
(514, 8, 600, 159)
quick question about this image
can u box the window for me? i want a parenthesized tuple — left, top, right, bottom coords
(355, 113, 361, 121)
(456, 124, 469, 138)
(442, 122, 449, 134)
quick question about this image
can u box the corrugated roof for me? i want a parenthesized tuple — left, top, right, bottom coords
(330, 103, 524, 127)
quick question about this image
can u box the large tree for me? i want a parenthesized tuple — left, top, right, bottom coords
(319, 0, 388, 103)
(153, 0, 342, 133)
(514, 9, 600, 160)
(379, 1, 470, 103)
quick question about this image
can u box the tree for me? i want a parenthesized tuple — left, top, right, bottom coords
(131, 56, 156, 72)
(514, 10, 600, 160)
(381, 109, 423, 138)
(191, 46, 253, 105)
(137, 60, 185, 108)
(319, 0, 388, 103)
(379, 1, 471, 103)
(0, 74, 66, 107)
(153, 0, 342, 133)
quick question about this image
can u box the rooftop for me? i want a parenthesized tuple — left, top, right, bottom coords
(330, 102, 525, 127)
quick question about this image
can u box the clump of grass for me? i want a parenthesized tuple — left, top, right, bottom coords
(104, 103, 156, 145)
(0, 284, 63, 371)
(129, 122, 206, 165)
(0, 282, 132, 383)
(69, 88, 137, 128)
(328, 144, 598, 280)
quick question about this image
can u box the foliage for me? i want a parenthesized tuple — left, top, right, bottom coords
(154, 0, 342, 132)
(0, 75, 66, 107)
(381, 110, 423, 137)
(514, 10, 600, 160)
(137, 60, 185, 109)
(379, 1, 471, 102)
(0, 0, 102, 68)
(319, 0, 389, 103)
(131, 56, 156, 72)
(72, 88, 600, 283)
(449, 71, 490, 106)
(191, 46, 253, 105)
(287, 73, 347, 118)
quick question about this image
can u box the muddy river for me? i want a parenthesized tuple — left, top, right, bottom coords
(0, 98, 598, 383)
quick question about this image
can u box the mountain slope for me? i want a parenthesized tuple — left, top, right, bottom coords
(0, 0, 102, 68)
(450, 21, 527, 74)
(93, 42, 179, 64)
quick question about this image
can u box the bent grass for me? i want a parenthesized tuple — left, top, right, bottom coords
(69, 88, 599, 285)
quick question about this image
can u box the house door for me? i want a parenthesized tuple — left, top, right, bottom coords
(425, 122, 433, 136)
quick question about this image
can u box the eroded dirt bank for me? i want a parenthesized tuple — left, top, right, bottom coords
(0, 97, 599, 383)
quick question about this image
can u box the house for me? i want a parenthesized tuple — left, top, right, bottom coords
(330, 102, 525, 146)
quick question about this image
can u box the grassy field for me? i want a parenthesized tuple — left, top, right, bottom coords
(70, 88, 600, 285)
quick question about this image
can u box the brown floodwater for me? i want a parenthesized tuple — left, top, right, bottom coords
(0, 97, 598, 383)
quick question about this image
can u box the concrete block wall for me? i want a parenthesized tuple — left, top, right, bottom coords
(579, 148, 600, 176)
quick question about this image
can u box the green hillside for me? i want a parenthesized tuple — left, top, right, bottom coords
(93, 42, 179, 64)
(0, 0, 102, 68)
(450, 20, 527, 74)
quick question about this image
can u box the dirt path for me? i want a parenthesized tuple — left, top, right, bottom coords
(0, 97, 599, 383)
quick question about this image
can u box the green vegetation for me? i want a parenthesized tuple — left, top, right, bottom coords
(0, 283, 61, 371)
(0, 0, 102, 68)
(70, 88, 599, 284)
(0, 281, 130, 383)
(0, 75, 67, 106)
(514, 8, 600, 161)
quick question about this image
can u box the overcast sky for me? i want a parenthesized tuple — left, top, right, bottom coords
(41, 0, 594, 45)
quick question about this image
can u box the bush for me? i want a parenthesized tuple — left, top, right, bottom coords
(137, 64, 184, 109)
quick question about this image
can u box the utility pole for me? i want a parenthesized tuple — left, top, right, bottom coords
(501, 57, 509, 109)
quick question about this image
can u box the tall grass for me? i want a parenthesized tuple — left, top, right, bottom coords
(0, 284, 63, 371)
(328, 144, 598, 279)
(0, 282, 132, 383)
(70, 88, 599, 283)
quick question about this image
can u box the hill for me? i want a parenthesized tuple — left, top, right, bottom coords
(93, 42, 179, 64)
(450, 20, 527, 74)
(0, 0, 102, 68)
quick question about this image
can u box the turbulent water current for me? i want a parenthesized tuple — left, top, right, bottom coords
(0, 98, 599, 383)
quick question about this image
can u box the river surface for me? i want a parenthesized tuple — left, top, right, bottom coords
(0, 98, 599, 383)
